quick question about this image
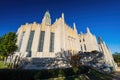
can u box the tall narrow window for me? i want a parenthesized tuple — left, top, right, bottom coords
(80, 40, 81, 42)
(81, 45, 83, 51)
(26, 31, 35, 52)
(38, 31, 45, 52)
(17, 32, 25, 52)
(83, 38, 85, 42)
(49, 32, 54, 52)
(84, 44, 87, 51)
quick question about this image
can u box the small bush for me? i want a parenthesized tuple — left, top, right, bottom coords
(58, 69, 64, 77)
(64, 68, 74, 76)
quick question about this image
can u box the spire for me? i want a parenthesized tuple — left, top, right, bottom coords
(86, 27, 91, 34)
(73, 22, 77, 33)
(80, 32, 83, 34)
(42, 11, 51, 25)
(98, 36, 103, 44)
(62, 12, 64, 20)
(55, 18, 58, 22)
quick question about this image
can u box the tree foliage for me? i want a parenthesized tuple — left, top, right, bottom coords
(113, 52, 120, 63)
(0, 32, 17, 61)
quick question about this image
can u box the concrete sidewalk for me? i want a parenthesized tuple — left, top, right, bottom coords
(116, 67, 120, 71)
(112, 72, 120, 80)
(112, 67, 120, 80)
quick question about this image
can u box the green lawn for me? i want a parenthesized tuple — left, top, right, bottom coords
(0, 61, 8, 69)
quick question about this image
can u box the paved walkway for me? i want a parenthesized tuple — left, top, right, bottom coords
(112, 67, 120, 80)
(116, 67, 120, 71)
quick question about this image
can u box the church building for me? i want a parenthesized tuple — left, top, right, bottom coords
(16, 11, 116, 69)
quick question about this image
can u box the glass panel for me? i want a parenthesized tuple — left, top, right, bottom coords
(38, 31, 45, 52)
(84, 44, 87, 51)
(81, 45, 83, 51)
(26, 31, 35, 52)
(49, 32, 54, 52)
(17, 32, 25, 52)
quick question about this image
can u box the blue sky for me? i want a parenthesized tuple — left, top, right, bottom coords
(0, 0, 120, 53)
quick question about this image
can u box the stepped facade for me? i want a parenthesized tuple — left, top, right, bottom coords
(15, 11, 117, 70)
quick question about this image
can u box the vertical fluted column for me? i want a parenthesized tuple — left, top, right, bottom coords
(16, 26, 23, 50)
(20, 24, 31, 53)
(54, 24, 61, 53)
(31, 24, 41, 57)
(43, 26, 50, 56)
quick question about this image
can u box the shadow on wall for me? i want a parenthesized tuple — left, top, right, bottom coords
(16, 50, 74, 69)
(12, 50, 113, 73)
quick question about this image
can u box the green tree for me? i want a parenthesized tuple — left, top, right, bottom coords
(113, 52, 120, 65)
(0, 37, 3, 60)
(0, 35, 7, 61)
(0, 32, 18, 62)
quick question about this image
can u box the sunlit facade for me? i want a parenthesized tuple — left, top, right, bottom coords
(16, 11, 116, 68)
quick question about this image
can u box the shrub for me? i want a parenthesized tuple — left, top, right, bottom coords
(63, 68, 74, 76)
(58, 69, 64, 77)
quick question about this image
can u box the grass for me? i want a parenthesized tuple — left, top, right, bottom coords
(0, 61, 8, 69)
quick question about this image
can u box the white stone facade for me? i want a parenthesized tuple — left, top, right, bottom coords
(16, 11, 116, 69)
(79, 28, 99, 52)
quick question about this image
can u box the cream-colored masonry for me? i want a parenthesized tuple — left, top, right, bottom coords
(17, 17, 80, 57)
(16, 12, 117, 70)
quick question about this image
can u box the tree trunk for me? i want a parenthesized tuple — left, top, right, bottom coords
(4, 56, 8, 64)
(10, 55, 14, 63)
(13, 56, 18, 69)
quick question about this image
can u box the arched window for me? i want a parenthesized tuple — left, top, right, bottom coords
(80, 39, 81, 42)
(83, 38, 85, 42)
